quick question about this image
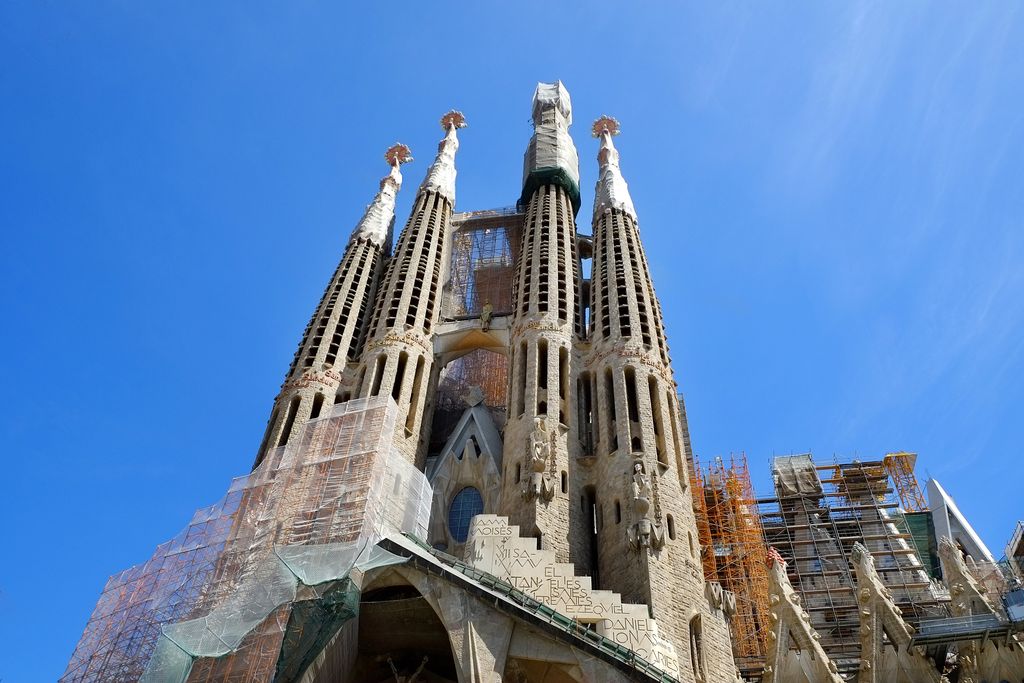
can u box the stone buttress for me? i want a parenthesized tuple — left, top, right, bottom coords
(253, 145, 411, 468)
(357, 113, 465, 466)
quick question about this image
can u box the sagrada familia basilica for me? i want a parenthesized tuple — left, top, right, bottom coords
(64, 83, 1024, 682)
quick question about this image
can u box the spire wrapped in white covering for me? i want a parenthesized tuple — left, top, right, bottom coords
(522, 81, 580, 197)
(352, 143, 412, 246)
(419, 111, 466, 204)
(592, 116, 636, 221)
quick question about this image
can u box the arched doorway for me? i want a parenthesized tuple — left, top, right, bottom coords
(350, 580, 458, 682)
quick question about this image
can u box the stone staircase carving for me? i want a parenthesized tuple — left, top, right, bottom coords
(465, 514, 680, 677)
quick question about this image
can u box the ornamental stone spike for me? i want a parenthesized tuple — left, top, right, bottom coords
(419, 110, 466, 204)
(352, 143, 412, 246)
(592, 115, 637, 221)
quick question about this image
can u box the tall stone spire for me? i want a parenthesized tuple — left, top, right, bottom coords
(592, 115, 636, 219)
(419, 111, 464, 203)
(352, 143, 412, 246)
(253, 144, 411, 467)
(583, 117, 738, 676)
(500, 83, 585, 571)
(357, 112, 465, 465)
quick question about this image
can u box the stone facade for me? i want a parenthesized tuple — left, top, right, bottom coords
(249, 82, 744, 681)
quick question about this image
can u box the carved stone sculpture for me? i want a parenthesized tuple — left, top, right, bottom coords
(522, 420, 554, 502)
(628, 460, 664, 552)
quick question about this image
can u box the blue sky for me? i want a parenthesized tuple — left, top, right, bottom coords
(2, 3, 1022, 680)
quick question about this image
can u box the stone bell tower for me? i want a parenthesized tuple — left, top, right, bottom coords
(586, 116, 738, 681)
(357, 112, 465, 466)
(499, 82, 586, 564)
(253, 143, 411, 468)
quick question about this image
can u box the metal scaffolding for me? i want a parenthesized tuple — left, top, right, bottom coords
(756, 454, 948, 673)
(691, 454, 771, 677)
(62, 397, 431, 683)
(883, 451, 928, 513)
(429, 209, 523, 456)
(444, 208, 521, 319)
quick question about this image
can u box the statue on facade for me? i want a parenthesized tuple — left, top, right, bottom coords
(480, 300, 493, 331)
(628, 459, 663, 551)
(522, 419, 555, 502)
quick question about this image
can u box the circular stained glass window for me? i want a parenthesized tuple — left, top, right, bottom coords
(448, 486, 484, 543)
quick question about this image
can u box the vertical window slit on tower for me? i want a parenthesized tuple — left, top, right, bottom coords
(537, 339, 548, 415)
(649, 375, 667, 466)
(309, 393, 325, 420)
(689, 615, 706, 682)
(578, 372, 594, 456)
(392, 352, 408, 401)
(370, 354, 386, 396)
(277, 396, 301, 447)
(605, 367, 618, 452)
(584, 484, 600, 587)
(518, 341, 527, 416)
(625, 366, 642, 452)
(406, 356, 425, 435)
(668, 390, 685, 479)
(558, 345, 568, 424)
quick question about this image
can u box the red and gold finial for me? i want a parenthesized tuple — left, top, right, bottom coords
(440, 110, 468, 131)
(592, 115, 620, 138)
(384, 143, 413, 168)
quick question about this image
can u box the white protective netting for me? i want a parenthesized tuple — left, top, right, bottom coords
(63, 396, 431, 683)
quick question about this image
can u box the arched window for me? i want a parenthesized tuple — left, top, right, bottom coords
(448, 487, 484, 543)
(689, 615, 705, 681)
(309, 393, 325, 419)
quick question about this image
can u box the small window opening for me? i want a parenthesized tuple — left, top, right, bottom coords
(370, 354, 386, 396)
(392, 351, 408, 401)
(309, 393, 325, 420)
(537, 339, 548, 415)
(277, 396, 301, 447)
